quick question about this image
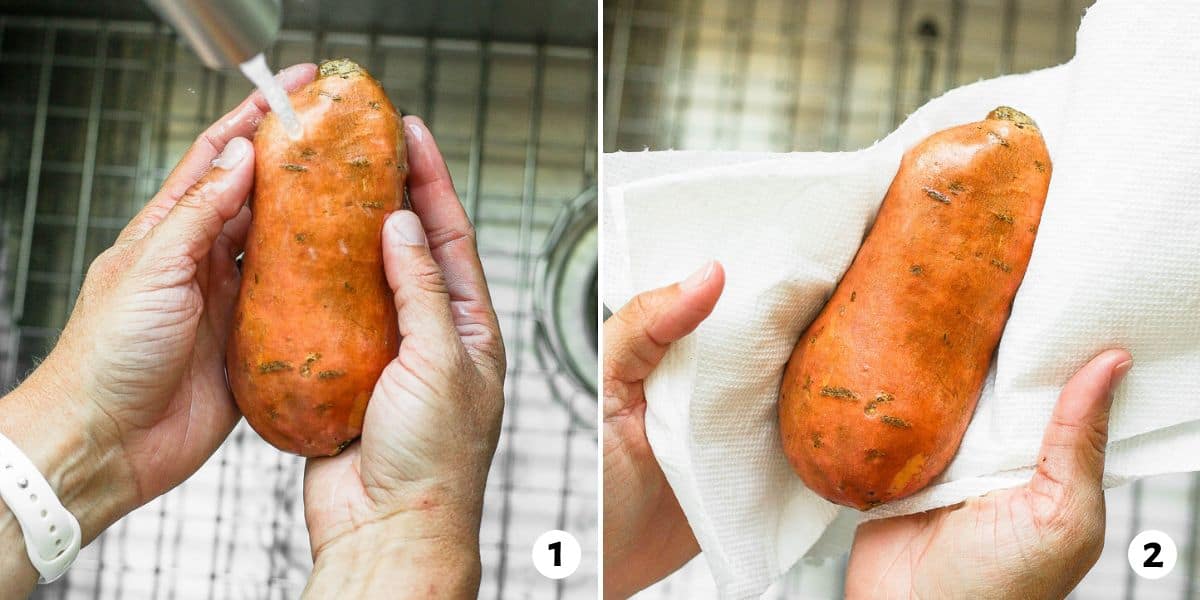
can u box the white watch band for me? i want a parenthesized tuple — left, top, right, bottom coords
(0, 431, 82, 583)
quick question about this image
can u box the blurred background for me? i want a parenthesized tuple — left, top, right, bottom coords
(0, 0, 597, 598)
(605, 0, 1085, 153)
(604, 0, 1200, 598)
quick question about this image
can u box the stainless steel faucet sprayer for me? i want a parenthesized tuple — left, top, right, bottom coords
(144, 0, 282, 70)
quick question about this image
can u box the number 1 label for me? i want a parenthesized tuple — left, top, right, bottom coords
(533, 530, 581, 579)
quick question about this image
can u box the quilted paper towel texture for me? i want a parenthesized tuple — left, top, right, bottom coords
(601, 1, 1200, 597)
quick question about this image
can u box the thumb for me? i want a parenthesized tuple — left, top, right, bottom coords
(604, 260, 725, 390)
(382, 210, 460, 354)
(142, 137, 254, 263)
(1030, 349, 1133, 497)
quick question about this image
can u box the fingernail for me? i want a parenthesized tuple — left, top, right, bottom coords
(1113, 358, 1133, 384)
(405, 121, 426, 142)
(680, 260, 715, 291)
(389, 210, 426, 246)
(212, 137, 250, 170)
(277, 63, 312, 91)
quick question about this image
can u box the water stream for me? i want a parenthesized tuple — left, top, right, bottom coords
(239, 53, 303, 140)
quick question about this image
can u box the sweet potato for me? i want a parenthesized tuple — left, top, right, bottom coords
(227, 59, 405, 457)
(778, 107, 1051, 509)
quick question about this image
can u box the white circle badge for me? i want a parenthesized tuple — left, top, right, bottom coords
(1128, 530, 1177, 580)
(532, 529, 581, 580)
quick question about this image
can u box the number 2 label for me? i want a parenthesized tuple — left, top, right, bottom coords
(1143, 542, 1163, 568)
(1128, 530, 1176, 580)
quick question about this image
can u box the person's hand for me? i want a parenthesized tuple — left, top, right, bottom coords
(0, 64, 318, 597)
(301, 116, 506, 599)
(846, 349, 1132, 599)
(603, 261, 725, 599)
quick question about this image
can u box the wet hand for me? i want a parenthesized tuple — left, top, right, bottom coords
(302, 117, 506, 599)
(0, 64, 317, 597)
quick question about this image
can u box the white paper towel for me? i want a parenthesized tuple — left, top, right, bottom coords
(601, 2, 1200, 597)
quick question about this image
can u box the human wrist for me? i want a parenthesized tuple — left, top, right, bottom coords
(306, 511, 481, 599)
(0, 358, 137, 546)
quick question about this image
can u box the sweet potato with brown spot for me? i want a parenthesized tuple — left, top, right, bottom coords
(778, 107, 1051, 509)
(228, 59, 406, 457)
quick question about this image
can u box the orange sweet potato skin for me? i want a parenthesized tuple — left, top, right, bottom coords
(227, 60, 406, 457)
(778, 107, 1051, 509)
